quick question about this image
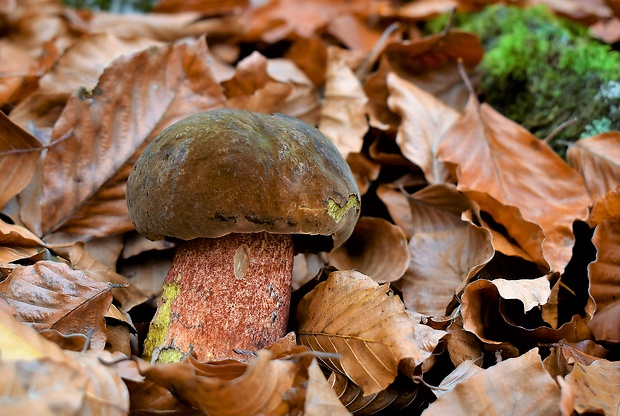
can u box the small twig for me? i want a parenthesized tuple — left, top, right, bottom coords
(457, 59, 477, 101)
(411, 376, 449, 392)
(543, 117, 578, 144)
(441, 7, 457, 37)
(82, 328, 95, 353)
(0, 130, 74, 157)
(356, 22, 400, 82)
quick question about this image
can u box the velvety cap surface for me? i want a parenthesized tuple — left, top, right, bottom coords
(126, 109, 361, 252)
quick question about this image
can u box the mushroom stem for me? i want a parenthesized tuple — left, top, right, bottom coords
(142, 232, 294, 363)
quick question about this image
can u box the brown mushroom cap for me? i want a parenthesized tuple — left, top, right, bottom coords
(126, 109, 361, 252)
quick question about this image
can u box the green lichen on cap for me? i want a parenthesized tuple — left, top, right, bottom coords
(142, 278, 181, 362)
(328, 195, 360, 223)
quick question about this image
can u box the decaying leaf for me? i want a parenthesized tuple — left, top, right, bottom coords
(327, 217, 410, 283)
(562, 358, 620, 415)
(19, 37, 226, 241)
(491, 275, 553, 313)
(438, 96, 591, 273)
(318, 46, 368, 158)
(0, 110, 41, 210)
(422, 349, 560, 415)
(0, 260, 114, 349)
(567, 132, 620, 202)
(297, 270, 444, 395)
(387, 72, 458, 184)
(0, 219, 46, 263)
(588, 217, 620, 320)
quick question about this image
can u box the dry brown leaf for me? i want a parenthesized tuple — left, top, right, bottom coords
(11, 32, 163, 131)
(87, 11, 243, 41)
(0, 219, 46, 263)
(589, 300, 620, 342)
(446, 320, 484, 367)
(421, 348, 560, 415)
(318, 46, 369, 158)
(0, 307, 67, 361)
(434, 360, 483, 397)
(591, 17, 620, 43)
(391, 184, 493, 317)
(0, 357, 91, 415)
(589, 186, 620, 227)
(327, 217, 410, 283)
(18, 37, 226, 241)
(137, 349, 325, 415)
(491, 275, 553, 313)
(286, 36, 328, 87)
(383, 30, 484, 75)
(329, 371, 418, 414)
(242, 0, 377, 43)
(387, 72, 458, 184)
(567, 132, 620, 203)
(0, 110, 41, 210)
(297, 270, 442, 396)
(153, 0, 248, 14)
(0, 260, 114, 349)
(461, 278, 589, 346)
(589, 217, 620, 314)
(562, 359, 620, 415)
(0, 39, 40, 107)
(326, 13, 385, 52)
(304, 359, 352, 416)
(438, 96, 591, 273)
(54, 242, 148, 311)
(126, 377, 202, 415)
(223, 51, 318, 121)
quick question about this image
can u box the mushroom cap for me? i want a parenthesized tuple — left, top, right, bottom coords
(126, 109, 361, 252)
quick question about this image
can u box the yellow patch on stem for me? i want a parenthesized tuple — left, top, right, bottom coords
(142, 277, 181, 362)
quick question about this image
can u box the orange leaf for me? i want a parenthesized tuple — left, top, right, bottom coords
(438, 96, 591, 273)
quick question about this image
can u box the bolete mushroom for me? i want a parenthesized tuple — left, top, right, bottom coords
(126, 109, 360, 363)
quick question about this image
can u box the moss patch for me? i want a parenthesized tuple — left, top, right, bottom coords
(427, 5, 620, 156)
(142, 278, 181, 362)
(328, 195, 360, 222)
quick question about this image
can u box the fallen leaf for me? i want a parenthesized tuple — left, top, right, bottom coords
(304, 359, 352, 416)
(438, 96, 591, 273)
(18, 37, 226, 241)
(0, 110, 41, 210)
(562, 358, 620, 415)
(588, 186, 620, 227)
(329, 371, 418, 414)
(434, 360, 483, 397)
(153, 0, 248, 14)
(0, 219, 46, 263)
(0, 260, 114, 349)
(327, 217, 410, 283)
(297, 270, 438, 395)
(318, 46, 369, 158)
(387, 72, 459, 183)
(588, 218, 620, 313)
(566, 132, 620, 203)
(491, 275, 553, 313)
(391, 184, 493, 317)
(589, 300, 620, 342)
(421, 348, 560, 415)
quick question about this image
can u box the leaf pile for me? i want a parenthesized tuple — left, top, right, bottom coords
(1, 0, 620, 414)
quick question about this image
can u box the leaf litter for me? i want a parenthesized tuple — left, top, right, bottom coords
(1, 0, 620, 414)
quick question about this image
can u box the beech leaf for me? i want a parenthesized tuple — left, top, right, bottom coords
(297, 270, 439, 395)
(422, 349, 560, 415)
(318, 46, 368, 158)
(491, 275, 552, 313)
(562, 359, 620, 416)
(19, 37, 226, 240)
(438, 96, 591, 273)
(0, 261, 114, 349)
(567, 132, 620, 202)
(0, 110, 41, 210)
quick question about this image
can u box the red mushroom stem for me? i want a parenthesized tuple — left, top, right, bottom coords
(142, 232, 294, 363)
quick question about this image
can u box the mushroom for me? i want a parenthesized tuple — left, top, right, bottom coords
(126, 109, 360, 363)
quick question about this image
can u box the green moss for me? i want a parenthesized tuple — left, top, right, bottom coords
(427, 5, 620, 156)
(142, 278, 181, 362)
(328, 195, 360, 222)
